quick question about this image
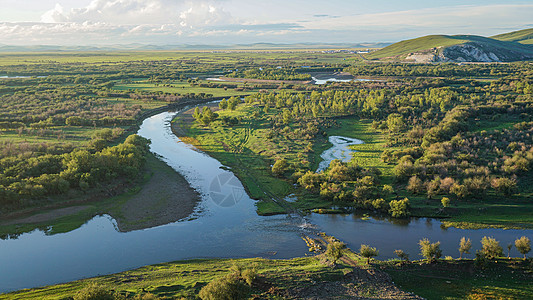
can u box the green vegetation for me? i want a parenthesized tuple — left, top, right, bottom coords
(383, 259, 533, 300)
(492, 28, 533, 44)
(1, 252, 363, 299)
(367, 35, 468, 59)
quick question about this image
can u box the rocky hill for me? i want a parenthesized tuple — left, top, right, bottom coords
(367, 29, 533, 62)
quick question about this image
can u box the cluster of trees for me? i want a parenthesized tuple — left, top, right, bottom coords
(228, 67, 312, 81)
(0, 135, 149, 210)
(346, 62, 533, 78)
(360, 235, 531, 264)
(192, 107, 218, 125)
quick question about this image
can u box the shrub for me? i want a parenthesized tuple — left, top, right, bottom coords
(441, 197, 451, 208)
(73, 284, 117, 300)
(198, 273, 250, 300)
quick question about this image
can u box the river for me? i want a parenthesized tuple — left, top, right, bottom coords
(0, 108, 531, 293)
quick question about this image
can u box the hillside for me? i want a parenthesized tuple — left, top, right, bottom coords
(367, 29, 533, 62)
(492, 28, 533, 44)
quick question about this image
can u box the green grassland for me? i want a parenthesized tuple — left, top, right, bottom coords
(0, 253, 358, 299)
(383, 259, 533, 300)
(0, 50, 358, 66)
(492, 28, 533, 44)
(4, 245, 531, 300)
(366, 35, 468, 59)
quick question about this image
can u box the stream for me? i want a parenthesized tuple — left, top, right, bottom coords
(0, 108, 531, 293)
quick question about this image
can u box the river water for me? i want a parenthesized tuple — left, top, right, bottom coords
(0, 108, 531, 293)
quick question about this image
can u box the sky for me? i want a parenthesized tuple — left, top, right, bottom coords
(0, 0, 532, 45)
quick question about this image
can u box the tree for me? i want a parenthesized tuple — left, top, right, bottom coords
(389, 198, 411, 218)
(419, 238, 442, 263)
(491, 177, 517, 196)
(325, 241, 345, 264)
(480, 236, 503, 259)
(459, 237, 472, 259)
(515, 236, 531, 260)
(441, 197, 451, 208)
(359, 244, 379, 264)
(407, 176, 424, 194)
(394, 249, 409, 262)
(271, 158, 289, 177)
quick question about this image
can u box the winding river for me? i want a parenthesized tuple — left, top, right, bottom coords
(0, 108, 532, 293)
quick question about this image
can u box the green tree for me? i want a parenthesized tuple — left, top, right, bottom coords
(419, 238, 442, 263)
(394, 249, 409, 262)
(441, 197, 451, 208)
(359, 244, 379, 264)
(515, 236, 531, 260)
(480, 236, 503, 259)
(389, 198, 411, 218)
(325, 241, 345, 265)
(271, 158, 289, 177)
(459, 237, 472, 259)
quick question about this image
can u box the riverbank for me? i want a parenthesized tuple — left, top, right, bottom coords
(0, 151, 201, 236)
(1, 248, 422, 300)
(4, 246, 531, 299)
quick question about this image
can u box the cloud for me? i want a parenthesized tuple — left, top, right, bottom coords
(178, 2, 234, 28)
(1, 2, 532, 45)
(41, 0, 173, 24)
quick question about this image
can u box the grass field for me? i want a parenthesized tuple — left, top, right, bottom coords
(383, 259, 533, 300)
(0, 50, 358, 66)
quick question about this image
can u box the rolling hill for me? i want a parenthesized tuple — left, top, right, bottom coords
(491, 28, 533, 44)
(367, 28, 533, 62)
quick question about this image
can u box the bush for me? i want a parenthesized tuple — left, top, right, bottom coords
(73, 284, 117, 300)
(198, 273, 250, 300)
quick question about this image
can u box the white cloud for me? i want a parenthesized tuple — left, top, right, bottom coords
(1, 2, 532, 45)
(178, 2, 234, 28)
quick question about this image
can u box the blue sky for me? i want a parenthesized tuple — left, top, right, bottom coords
(0, 0, 532, 45)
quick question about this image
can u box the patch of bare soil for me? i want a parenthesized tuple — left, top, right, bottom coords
(111, 156, 201, 232)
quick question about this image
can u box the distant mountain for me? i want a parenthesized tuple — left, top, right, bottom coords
(0, 42, 390, 52)
(367, 28, 533, 62)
